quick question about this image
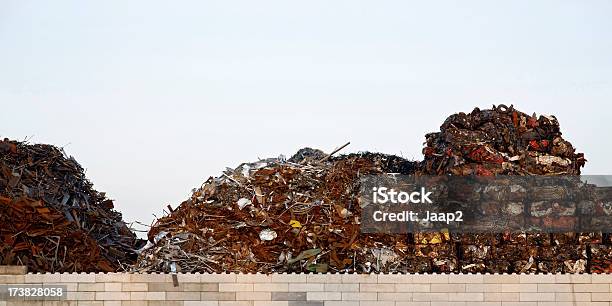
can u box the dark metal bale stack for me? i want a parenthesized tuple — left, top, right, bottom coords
(419, 106, 606, 273)
(421, 104, 586, 175)
(0, 138, 139, 272)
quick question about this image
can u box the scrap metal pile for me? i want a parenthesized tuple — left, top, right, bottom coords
(0, 139, 139, 272)
(135, 105, 611, 274)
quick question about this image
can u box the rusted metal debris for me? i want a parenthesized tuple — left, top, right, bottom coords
(134, 105, 612, 274)
(0, 138, 139, 272)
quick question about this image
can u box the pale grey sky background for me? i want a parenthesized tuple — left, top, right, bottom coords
(1, 1, 611, 235)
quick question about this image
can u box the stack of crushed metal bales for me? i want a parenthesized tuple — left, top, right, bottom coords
(132, 105, 607, 273)
(0, 139, 139, 272)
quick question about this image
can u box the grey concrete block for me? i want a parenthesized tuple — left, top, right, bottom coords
(288, 302, 324, 306)
(272, 292, 307, 301)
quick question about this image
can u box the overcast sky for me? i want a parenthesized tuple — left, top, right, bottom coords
(1, 1, 611, 236)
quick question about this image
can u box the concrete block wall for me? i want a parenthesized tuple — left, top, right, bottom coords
(2, 268, 612, 305)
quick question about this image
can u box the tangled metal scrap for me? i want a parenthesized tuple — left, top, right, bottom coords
(0, 139, 139, 272)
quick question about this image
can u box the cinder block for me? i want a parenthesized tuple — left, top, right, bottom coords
(121, 283, 148, 292)
(201, 274, 237, 283)
(498, 302, 537, 306)
(466, 284, 502, 292)
(395, 302, 431, 306)
(271, 274, 307, 283)
(458, 303, 501, 306)
(128, 292, 146, 300)
(61, 274, 95, 283)
(573, 284, 609, 292)
(286, 301, 323, 306)
(126, 292, 160, 301)
(184, 302, 219, 306)
(218, 302, 254, 306)
(67, 291, 96, 301)
(485, 292, 520, 302)
(448, 274, 484, 284)
(535, 303, 574, 306)
(219, 283, 253, 292)
(555, 292, 591, 301)
(24, 274, 45, 283)
(254, 283, 287, 292)
(0, 275, 25, 283)
(591, 292, 612, 301)
(200, 283, 220, 292)
(359, 284, 394, 292)
(236, 292, 270, 301)
(253, 302, 287, 306)
(358, 302, 394, 306)
(130, 274, 170, 283)
(288, 283, 324, 292)
(121, 302, 148, 306)
(324, 284, 359, 292)
(103, 302, 122, 306)
(43, 302, 79, 306)
(95, 292, 131, 301)
(45, 282, 77, 291)
(341, 292, 377, 301)
(306, 274, 341, 283)
(323, 302, 359, 306)
(76, 302, 104, 306)
(236, 274, 271, 283)
(430, 302, 466, 306)
(271, 292, 306, 301)
(167, 292, 202, 301)
(518, 275, 555, 284)
(60, 273, 96, 283)
(377, 274, 412, 284)
(306, 291, 341, 301)
(2, 266, 27, 275)
(414, 275, 448, 284)
(148, 302, 183, 306)
(78, 283, 106, 291)
(41, 274, 62, 283)
(200, 292, 236, 301)
(148, 282, 216, 292)
(395, 284, 430, 292)
(483, 275, 520, 284)
(518, 292, 555, 301)
(555, 274, 591, 284)
(501, 284, 537, 293)
(95, 274, 130, 283)
(172, 274, 199, 283)
(412, 292, 449, 301)
(448, 292, 484, 301)
(591, 274, 612, 283)
(105, 283, 123, 292)
(431, 284, 465, 292)
(537, 284, 572, 292)
(340, 274, 378, 284)
(377, 292, 412, 301)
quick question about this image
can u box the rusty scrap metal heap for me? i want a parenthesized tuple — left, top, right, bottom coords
(0, 138, 138, 272)
(135, 153, 418, 273)
(135, 105, 607, 274)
